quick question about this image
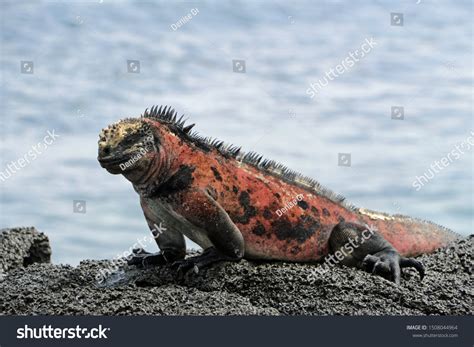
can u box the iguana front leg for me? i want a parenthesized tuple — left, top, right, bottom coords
(329, 222, 425, 284)
(170, 188, 245, 274)
(128, 201, 186, 267)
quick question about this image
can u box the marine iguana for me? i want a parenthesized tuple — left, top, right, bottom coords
(97, 105, 459, 284)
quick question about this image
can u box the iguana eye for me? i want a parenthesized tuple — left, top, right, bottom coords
(121, 135, 139, 146)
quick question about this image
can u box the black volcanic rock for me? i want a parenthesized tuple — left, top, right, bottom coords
(0, 227, 472, 315)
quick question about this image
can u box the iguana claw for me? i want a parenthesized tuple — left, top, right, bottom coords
(171, 247, 231, 276)
(127, 248, 166, 267)
(362, 251, 425, 285)
(171, 259, 200, 275)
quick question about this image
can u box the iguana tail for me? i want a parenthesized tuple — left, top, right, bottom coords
(358, 209, 460, 257)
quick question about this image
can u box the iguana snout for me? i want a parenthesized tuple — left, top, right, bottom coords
(97, 119, 156, 174)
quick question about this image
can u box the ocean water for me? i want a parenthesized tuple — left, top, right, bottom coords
(0, 0, 472, 265)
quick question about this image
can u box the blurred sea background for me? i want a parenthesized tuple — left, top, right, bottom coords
(0, 0, 472, 265)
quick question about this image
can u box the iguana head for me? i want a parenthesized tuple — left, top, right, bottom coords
(97, 118, 156, 175)
(98, 106, 196, 191)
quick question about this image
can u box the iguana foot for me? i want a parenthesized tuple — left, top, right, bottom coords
(329, 222, 425, 285)
(361, 250, 424, 285)
(171, 247, 232, 276)
(127, 248, 166, 268)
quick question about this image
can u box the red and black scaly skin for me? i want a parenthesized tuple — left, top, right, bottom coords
(98, 106, 459, 284)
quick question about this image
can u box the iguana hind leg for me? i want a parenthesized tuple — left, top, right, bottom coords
(329, 222, 425, 284)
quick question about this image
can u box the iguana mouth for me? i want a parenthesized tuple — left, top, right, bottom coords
(98, 155, 132, 167)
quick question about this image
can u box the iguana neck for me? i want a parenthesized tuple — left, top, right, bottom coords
(125, 149, 173, 194)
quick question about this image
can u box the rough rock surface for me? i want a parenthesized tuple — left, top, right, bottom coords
(0, 227, 472, 315)
(0, 227, 51, 275)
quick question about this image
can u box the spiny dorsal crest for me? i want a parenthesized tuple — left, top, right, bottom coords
(136, 105, 356, 211)
(118, 105, 458, 234)
(141, 105, 192, 133)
